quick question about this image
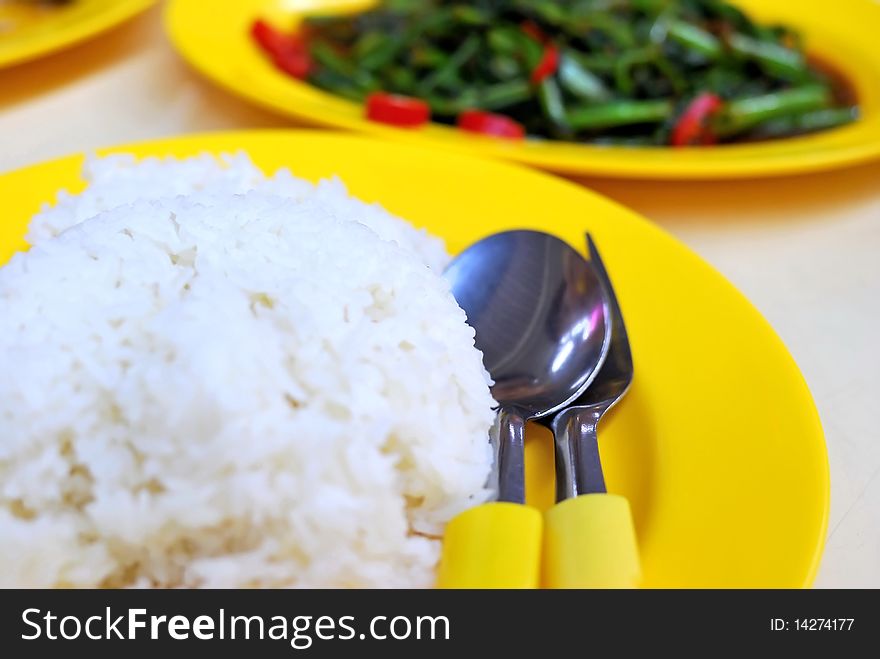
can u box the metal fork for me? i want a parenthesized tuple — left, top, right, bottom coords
(542, 233, 633, 502)
(539, 234, 640, 588)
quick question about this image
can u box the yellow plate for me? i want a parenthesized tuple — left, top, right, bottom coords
(0, 131, 829, 587)
(0, 0, 155, 70)
(165, 0, 880, 180)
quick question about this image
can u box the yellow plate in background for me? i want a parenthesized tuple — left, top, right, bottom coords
(0, 132, 829, 587)
(0, 0, 155, 70)
(166, 0, 880, 179)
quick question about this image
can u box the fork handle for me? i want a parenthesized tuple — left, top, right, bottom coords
(552, 405, 607, 501)
(543, 494, 641, 589)
(547, 406, 640, 588)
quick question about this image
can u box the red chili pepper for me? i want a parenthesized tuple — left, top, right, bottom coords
(272, 49, 313, 79)
(365, 93, 431, 127)
(251, 19, 312, 79)
(520, 20, 546, 43)
(518, 23, 558, 84)
(530, 43, 560, 84)
(670, 92, 724, 146)
(251, 19, 288, 56)
(457, 110, 526, 139)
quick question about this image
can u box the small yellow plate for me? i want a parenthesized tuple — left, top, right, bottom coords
(0, 131, 829, 587)
(165, 0, 880, 179)
(0, 0, 155, 70)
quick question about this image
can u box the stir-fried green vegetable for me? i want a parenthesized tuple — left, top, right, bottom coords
(259, 0, 858, 144)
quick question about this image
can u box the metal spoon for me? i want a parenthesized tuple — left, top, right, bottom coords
(443, 229, 612, 503)
(437, 230, 610, 588)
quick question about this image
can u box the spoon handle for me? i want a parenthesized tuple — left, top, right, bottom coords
(436, 407, 540, 588)
(493, 407, 527, 504)
(437, 502, 542, 589)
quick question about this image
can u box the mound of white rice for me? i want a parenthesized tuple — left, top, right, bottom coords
(0, 153, 495, 588)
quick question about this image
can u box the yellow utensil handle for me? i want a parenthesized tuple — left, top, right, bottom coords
(543, 494, 641, 589)
(437, 502, 543, 589)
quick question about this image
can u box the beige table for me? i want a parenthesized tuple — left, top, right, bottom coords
(1, 5, 877, 587)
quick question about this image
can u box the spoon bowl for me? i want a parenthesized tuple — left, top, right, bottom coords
(445, 230, 611, 419)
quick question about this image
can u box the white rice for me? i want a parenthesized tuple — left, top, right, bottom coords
(0, 153, 495, 588)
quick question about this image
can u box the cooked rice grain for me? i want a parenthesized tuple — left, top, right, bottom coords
(0, 154, 494, 588)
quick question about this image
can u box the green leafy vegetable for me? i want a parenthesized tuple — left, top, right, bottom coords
(253, 0, 859, 145)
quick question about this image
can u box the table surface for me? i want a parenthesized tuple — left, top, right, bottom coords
(1, 5, 877, 588)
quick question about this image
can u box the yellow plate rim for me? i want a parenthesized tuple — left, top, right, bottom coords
(0, 0, 156, 70)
